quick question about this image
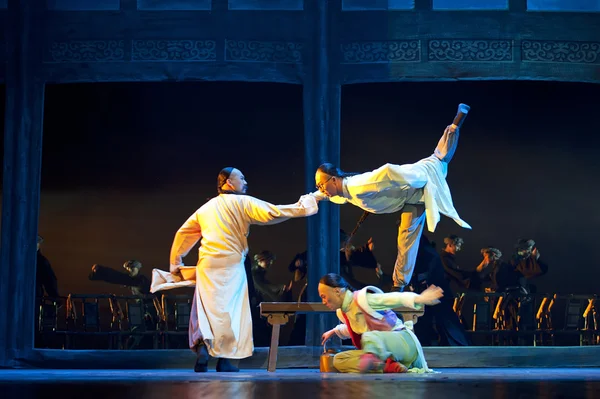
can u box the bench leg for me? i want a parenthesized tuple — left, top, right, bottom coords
(267, 323, 281, 372)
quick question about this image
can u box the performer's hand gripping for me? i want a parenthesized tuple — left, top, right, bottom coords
(414, 285, 444, 306)
(321, 329, 336, 345)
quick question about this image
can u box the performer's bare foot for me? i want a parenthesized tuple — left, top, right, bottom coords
(383, 357, 408, 373)
(216, 358, 240, 372)
(358, 353, 383, 373)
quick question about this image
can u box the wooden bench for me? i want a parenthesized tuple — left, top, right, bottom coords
(259, 302, 424, 372)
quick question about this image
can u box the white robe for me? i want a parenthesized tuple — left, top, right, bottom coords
(169, 193, 318, 359)
(319, 156, 470, 233)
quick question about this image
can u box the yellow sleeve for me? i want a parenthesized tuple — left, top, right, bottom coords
(169, 213, 202, 272)
(243, 194, 318, 226)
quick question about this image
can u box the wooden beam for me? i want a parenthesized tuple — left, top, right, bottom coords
(303, 0, 342, 349)
(260, 302, 423, 315)
(42, 62, 304, 84)
(41, 10, 309, 39)
(423, 346, 600, 368)
(7, 7, 597, 85)
(336, 9, 600, 84)
(338, 10, 600, 39)
(341, 64, 600, 85)
(0, 0, 45, 367)
(14, 346, 600, 369)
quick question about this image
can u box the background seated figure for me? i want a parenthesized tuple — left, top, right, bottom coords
(89, 260, 151, 296)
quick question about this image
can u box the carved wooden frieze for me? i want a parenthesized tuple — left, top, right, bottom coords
(225, 40, 303, 63)
(522, 40, 600, 64)
(46, 40, 126, 63)
(44, 39, 306, 64)
(341, 41, 421, 63)
(428, 39, 513, 62)
(132, 40, 217, 61)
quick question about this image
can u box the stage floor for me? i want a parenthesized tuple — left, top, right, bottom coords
(1, 368, 600, 398)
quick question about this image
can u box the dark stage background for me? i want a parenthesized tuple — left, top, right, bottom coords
(1, 80, 599, 297)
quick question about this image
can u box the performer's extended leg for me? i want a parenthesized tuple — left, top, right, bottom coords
(189, 295, 210, 372)
(188, 290, 208, 351)
(332, 331, 419, 373)
(434, 103, 469, 164)
(392, 204, 426, 291)
(362, 331, 418, 368)
(386, 104, 467, 183)
(434, 124, 460, 164)
(332, 350, 364, 373)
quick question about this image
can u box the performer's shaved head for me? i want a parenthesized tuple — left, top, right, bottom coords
(315, 163, 356, 197)
(217, 167, 247, 194)
(318, 273, 353, 311)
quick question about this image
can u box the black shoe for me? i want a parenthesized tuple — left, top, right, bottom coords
(216, 358, 239, 372)
(193, 343, 209, 373)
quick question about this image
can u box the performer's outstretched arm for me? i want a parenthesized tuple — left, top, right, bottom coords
(244, 194, 319, 226)
(368, 285, 444, 311)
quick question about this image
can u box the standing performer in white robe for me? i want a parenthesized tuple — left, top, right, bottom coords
(313, 104, 471, 292)
(170, 167, 320, 372)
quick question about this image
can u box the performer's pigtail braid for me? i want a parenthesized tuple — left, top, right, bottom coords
(344, 210, 372, 261)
